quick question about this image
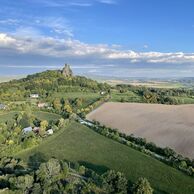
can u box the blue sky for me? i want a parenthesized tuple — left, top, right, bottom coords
(1, 0, 194, 77)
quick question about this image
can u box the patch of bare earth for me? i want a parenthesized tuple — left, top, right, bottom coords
(86, 102, 194, 158)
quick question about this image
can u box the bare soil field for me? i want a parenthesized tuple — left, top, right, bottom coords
(86, 102, 194, 158)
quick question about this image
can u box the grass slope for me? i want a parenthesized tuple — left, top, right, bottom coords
(50, 91, 101, 107)
(0, 112, 18, 122)
(33, 111, 61, 121)
(171, 96, 194, 104)
(0, 111, 61, 123)
(110, 91, 142, 102)
(18, 121, 194, 194)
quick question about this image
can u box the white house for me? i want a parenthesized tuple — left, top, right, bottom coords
(30, 94, 39, 98)
(47, 129, 53, 135)
(23, 126, 33, 133)
(0, 104, 6, 110)
(38, 102, 48, 108)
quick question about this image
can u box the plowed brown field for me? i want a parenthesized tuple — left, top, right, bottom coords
(87, 102, 194, 158)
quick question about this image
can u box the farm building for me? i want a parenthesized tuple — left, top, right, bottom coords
(30, 94, 39, 98)
(100, 91, 106, 95)
(23, 126, 33, 133)
(33, 127, 40, 134)
(0, 104, 6, 110)
(47, 129, 53, 135)
(38, 102, 48, 108)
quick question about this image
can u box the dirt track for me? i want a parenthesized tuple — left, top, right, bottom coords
(86, 102, 194, 158)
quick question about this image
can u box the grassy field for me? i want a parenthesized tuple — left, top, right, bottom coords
(171, 96, 194, 104)
(0, 111, 61, 123)
(110, 91, 143, 102)
(0, 111, 18, 122)
(17, 121, 194, 194)
(98, 78, 183, 88)
(51, 91, 100, 99)
(33, 111, 61, 121)
(110, 90, 194, 105)
(128, 81, 183, 88)
(49, 91, 101, 108)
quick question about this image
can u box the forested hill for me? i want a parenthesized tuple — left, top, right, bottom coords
(0, 69, 110, 101)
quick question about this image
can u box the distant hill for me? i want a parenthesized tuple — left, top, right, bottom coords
(0, 75, 25, 83)
(0, 65, 110, 102)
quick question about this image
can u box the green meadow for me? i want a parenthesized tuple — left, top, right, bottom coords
(18, 121, 194, 194)
(0, 111, 61, 123)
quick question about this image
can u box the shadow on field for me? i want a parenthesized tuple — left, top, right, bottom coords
(79, 161, 109, 174)
(27, 152, 47, 170)
(156, 189, 169, 194)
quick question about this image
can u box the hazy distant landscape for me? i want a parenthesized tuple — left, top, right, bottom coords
(0, 75, 24, 83)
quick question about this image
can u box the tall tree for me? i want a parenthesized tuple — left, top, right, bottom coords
(132, 177, 153, 194)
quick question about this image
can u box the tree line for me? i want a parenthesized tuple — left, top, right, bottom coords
(88, 120, 194, 178)
(0, 156, 153, 194)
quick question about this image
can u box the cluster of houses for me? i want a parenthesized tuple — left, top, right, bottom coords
(23, 126, 53, 136)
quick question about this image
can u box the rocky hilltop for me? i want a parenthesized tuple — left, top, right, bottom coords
(62, 64, 73, 77)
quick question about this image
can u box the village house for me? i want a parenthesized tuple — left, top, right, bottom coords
(33, 127, 40, 134)
(38, 102, 48, 108)
(47, 129, 54, 135)
(30, 94, 39, 98)
(0, 104, 6, 110)
(23, 126, 33, 134)
(100, 91, 105, 95)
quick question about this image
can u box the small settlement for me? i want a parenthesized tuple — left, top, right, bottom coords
(22, 126, 54, 136)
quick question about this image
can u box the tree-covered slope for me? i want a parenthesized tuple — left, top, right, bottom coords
(0, 70, 110, 101)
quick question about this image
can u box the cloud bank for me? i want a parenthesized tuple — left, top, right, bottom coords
(1, 32, 194, 77)
(1, 33, 194, 64)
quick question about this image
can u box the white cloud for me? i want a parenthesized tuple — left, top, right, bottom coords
(12, 27, 43, 38)
(0, 33, 16, 45)
(30, 0, 117, 7)
(0, 19, 20, 25)
(96, 0, 117, 4)
(39, 17, 74, 37)
(30, 0, 64, 7)
(70, 2, 92, 7)
(107, 50, 194, 64)
(2, 17, 74, 38)
(143, 44, 149, 49)
(1, 33, 194, 66)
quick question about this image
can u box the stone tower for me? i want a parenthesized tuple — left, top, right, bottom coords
(62, 64, 73, 77)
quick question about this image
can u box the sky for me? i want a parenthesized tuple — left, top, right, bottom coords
(1, 0, 194, 77)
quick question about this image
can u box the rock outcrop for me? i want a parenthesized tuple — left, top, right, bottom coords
(62, 64, 73, 77)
